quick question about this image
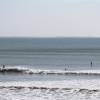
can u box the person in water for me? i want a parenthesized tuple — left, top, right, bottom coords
(2, 65, 5, 69)
(65, 68, 67, 70)
(90, 61, 92, 67)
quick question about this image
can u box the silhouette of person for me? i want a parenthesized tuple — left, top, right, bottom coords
(65, 68, 67, 71)
(90, 61, 92, 67)
(2, 65, 5, 69)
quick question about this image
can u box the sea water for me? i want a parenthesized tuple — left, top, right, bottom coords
(0, 38, 100, 100)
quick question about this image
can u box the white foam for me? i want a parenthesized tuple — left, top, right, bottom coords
(0, 80, 100, 100)
(25, 68, 100, 77)
(1, 66, 100, 76)
(0, 79, 100, 90)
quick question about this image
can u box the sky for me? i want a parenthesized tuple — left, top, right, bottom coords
(0, 0, 100, 37)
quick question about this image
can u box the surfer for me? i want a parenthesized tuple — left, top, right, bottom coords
(90, 61, 92, 67)
(2, 64, 5, 69)
(65, 68, 67, 71)
(64, 64, 69, 70)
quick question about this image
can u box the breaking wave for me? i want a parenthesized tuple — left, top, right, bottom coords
(0, 86, 99, 93)
(1, 66, 100, 76)
(0, 80, 100, 100)
(0, 80, 100, 95)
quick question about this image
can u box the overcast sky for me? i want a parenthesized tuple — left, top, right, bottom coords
(0, 0, 99, 37)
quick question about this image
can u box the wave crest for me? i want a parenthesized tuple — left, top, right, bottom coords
(0, 66, 100, 76)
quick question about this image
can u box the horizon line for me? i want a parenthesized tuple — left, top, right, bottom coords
(0, 36, 100, 38)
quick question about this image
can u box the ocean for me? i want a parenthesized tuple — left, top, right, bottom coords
(0, 37, 100, 100)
